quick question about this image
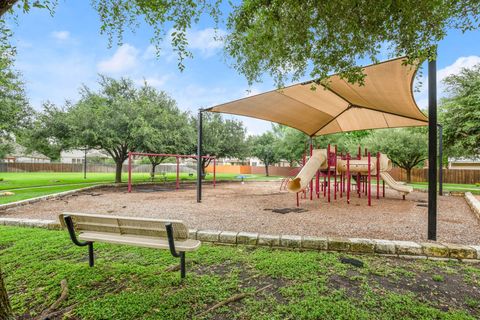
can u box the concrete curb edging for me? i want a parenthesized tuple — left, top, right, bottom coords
(1, 218, 479, 262)
(465, 192, 480, 220)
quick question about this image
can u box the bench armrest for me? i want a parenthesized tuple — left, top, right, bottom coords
(165, 222, 182, 257)
(64, 215, 91, 247)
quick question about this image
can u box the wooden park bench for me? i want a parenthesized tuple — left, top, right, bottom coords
(59, 212, 201, 278)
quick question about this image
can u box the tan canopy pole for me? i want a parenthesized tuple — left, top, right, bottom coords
(207, 57, 427, 136)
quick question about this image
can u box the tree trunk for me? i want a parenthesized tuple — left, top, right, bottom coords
(264, 163, 269, 177)
(406, 168, 412, 183)
(115, 161, 123, 183)
(0, 267, 14, 320)
(150, 163, 158, 181)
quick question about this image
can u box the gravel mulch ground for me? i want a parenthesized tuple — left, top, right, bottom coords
(2, 181, 479, 245)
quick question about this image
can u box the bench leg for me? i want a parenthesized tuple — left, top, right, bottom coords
(180, 252, 186, 278)
(88, 242, 94, 267)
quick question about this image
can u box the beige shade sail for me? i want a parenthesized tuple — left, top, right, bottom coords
(207, 57, 428, 136)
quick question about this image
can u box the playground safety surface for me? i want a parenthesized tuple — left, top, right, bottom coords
(2, 181, 479, 245)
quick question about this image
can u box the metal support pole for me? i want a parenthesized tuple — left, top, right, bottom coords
(334, 145, 337, 200)
(128, 152, 132, 193)
(438, 124, 443, 196)
(197, 109, 203, 203)
(428, 56, 438, 241)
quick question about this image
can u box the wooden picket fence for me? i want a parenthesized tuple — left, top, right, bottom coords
(390, 167, 480, 184)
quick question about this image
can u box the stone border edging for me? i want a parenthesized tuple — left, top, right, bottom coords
(1, 218, 479, 262)
(465, 192, 480, 220)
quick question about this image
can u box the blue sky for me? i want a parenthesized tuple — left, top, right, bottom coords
(8, 2, 480, 135)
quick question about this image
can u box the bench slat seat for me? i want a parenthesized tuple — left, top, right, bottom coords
(59, 212, 200, 278)
(79, 232, 201, 251)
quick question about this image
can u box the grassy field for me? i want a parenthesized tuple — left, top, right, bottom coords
(409, 182, 480, 195)
(0, 172, 281, 204)
(1, 226, 479, 319)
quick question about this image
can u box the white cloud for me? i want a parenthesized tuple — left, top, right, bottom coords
(437, 56, 480, 82)
(51, 31, 70, 41)
(187, 28, 226, 57)
(97, 44, 139, 74)
(414, 55, 480, 108)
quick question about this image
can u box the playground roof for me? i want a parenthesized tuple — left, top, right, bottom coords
(207, 57, 428, 136)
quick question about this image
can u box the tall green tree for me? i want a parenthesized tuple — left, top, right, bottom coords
(134, 84, 194, 179)
(362, 127, 428, 183)
(194, 113, 248, 174)
(250, 132, 280, 176)
(272, 125, 307, 166)
(0, 19, 30, 320)
(17, 102, 72, 161)
(439, 64, 480, 158)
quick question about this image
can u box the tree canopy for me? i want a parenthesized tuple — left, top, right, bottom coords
(250, 131, 280, 176)
(194, 113, 249, 173)
(3, 1, 480, 85)
(362, 127, 428, 182)
(439, 64, 480, 158)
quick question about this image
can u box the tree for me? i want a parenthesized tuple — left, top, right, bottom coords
(66, 76, 147, 183)
(225, 1, 480, 86)
(0, 20, 30, 319)
(272, 125, 307, 166)
(0, 22, 30, 160)
(17, 102, 72, 161)
(250, 132, 280, 176)
(439, 64, 480, 158)
(194, 113, 248, 174)
(4, 1, 480, 85)
(133, 84, 195, 180)
(362, 128, 428, 183)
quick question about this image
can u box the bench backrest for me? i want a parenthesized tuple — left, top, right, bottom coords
(59, 212, 189, 240)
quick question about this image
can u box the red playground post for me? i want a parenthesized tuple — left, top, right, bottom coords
(176, 156, 180, 190)
(346, 153, 350, 204)
(128, 151, 132, 193)
(368, 152, 371, 206)
(327, 144, 331, 202)
(376, 152, 380, 199)
(310, 141, 313, 201)
(213, 158, 216, 188)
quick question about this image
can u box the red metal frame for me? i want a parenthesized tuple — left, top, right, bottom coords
(127, 152, 216, 193)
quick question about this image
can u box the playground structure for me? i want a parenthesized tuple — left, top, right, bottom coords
(127, 152, 216, 193)
(283, 145, 413, 207)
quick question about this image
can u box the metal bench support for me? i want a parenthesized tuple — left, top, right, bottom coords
(165, 223, 186, 278)
(64, 215, 94, 267)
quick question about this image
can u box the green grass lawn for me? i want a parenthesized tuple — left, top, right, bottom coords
(0, 172, 281, 204)
(1, 226, 479, 319)
(408, 182, 480, 195)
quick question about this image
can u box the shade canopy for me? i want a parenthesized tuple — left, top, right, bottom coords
(208, 57, 428, 136)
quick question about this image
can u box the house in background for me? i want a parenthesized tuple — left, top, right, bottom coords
(2, 143, 50, 163)
(448, 157, 480, 170)
(60, 149, 110, 164)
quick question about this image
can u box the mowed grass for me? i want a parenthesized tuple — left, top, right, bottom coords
(408, 182, 480, 195)
(0, 172, 281, 204)
(1, 226, 479, 320)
